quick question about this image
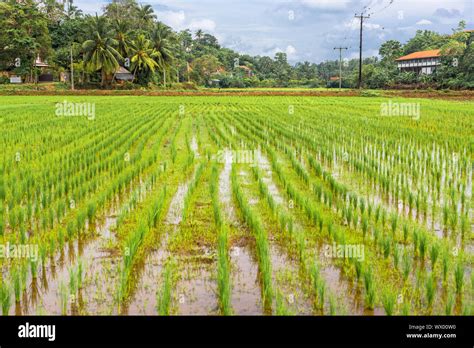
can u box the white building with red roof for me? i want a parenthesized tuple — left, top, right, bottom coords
(395, 49, 442, 75)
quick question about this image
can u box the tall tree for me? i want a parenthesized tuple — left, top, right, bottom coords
(136, 4, 156, 31)
(0, 0, 52, 81)
(151, 22, 176, 86)
(82, 15, 122, 86)
(129, 34, 159, 81)
(113, 19, 131, 60)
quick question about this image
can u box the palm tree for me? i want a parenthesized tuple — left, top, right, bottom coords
(195, 29, 204, 41)
(151, 23, 177, 86)
(82, 15, 123, 86)
(65, 0, 83, 19)
(136, 4, 156, 30)
(129, 34, 159, 80)
(113, 19, 131, 60)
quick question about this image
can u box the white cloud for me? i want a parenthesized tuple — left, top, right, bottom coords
(285, 45, 297, 56)
(188, 19, 217, 32)
(416, 19, 433, 25)
(264, 45, 297, 59)
(364, 23, 382, 30)
(155, 10, 186, 29)
(300, 0, 350, 10)
(345, 20, 382, 31)
(155, 10, 216, 33)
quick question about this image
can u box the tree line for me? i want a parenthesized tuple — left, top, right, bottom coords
(0, 0, 472, 89)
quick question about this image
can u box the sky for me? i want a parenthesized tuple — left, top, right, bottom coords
(75, 0, 474, 63)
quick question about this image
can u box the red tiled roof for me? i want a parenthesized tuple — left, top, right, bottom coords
(396, 49, 441, 61)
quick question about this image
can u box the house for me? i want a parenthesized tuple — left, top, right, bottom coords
(237, 65, 253, 78)
(396, 49, 441, 75)
(34, 56, 53, 82)
(113, 66, 134, 82)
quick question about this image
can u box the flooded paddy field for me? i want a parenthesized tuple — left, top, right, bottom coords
(1, 96, 472, 316)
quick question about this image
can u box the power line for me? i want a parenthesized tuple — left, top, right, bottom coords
(367, 0, 395, 16)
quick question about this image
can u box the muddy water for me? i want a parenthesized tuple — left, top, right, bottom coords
(219, 150, 238, 225)
(257, 154, 284, 205)
(123, 239, 167, 315)
(229, 244, 263, 315)
(317, 245, 384, 316)
(190, 136, 200, 158)
(78, 214, 121, 315)
(165, 183, 191, 225)
(256, 156, 314, 313)
(175, 250, 218, 315)
(16, 210, 119, 315)
(126, 168, 199, 314)
(269, 244, 313, 315)
(217, 164, 264, 315)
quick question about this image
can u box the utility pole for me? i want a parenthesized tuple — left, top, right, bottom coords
(333, 47, 348, 89)
(355, 12, 370, 89)
(70, 43, 74, 90)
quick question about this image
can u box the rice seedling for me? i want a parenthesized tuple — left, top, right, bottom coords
(354, 260, 363, 281)
(383, 236, 391, 259)
(30, 259, 38, 278)
(77, 259, 84, 290)
(390, 212, 398, 236)
(425, 274, 436, 307)
(393, 245, 400, 270)
(59, 282, 69, 315)
(418, 232, 428, 260)
(402, 224, 409, 243)
(454, 261, 464, 294)
(0, 282, 12, 315)
(381, 288, 397, 316)
(402, 251, 412, 282)
(12, 268, 21, 303)
(156, 261, 176, 316)
(275, 291, 292, 315)
(363, 268, 375, 310)
(430, 243, 440, 269)
(217, 225, 231, 315)
(402, 301, 411, 315)
(445, 292, 454, 315)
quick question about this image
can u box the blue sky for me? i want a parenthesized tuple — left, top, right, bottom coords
(75, 0, 473, 63)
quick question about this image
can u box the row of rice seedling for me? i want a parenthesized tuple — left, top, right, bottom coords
(221, 112, 360, 313)
(231, 164, 273, 310)
(220, 106, 464, 316)
(182, 163, 205, 223)
(1, 96, 472, 315)
(3, 106, 159, 237)
(210, 164, 232, 315)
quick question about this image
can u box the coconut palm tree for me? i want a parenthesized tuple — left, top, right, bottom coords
(82, 15, 123, 86)
(195, 29, 204, 41)
(136, 4, 156, 30)
(129, 34, 159, 81)
(151, 23, 177, 86)
(113, 19, 131, 60)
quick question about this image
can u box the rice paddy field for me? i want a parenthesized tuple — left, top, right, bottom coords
(0, 95, 472, 316)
